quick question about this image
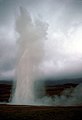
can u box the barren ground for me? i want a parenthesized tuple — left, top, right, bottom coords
(0, 104, 82, 120)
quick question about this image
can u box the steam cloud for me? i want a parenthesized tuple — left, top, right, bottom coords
(13, 7, 48, 105)
(12, 7, 82, 106)
(37, 83, 82, 106)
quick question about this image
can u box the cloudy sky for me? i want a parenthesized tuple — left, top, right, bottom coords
(0, 0, 82, 80)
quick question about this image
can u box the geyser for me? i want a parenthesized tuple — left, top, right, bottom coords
(12, 7, 82, 106)
(13, 7, 48, 105)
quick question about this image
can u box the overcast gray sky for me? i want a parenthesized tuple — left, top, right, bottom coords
(0, 0, 82, 80)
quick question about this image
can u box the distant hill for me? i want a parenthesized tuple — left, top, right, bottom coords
(44, 77, 82, 86)
(44, 77, 82, 96)
(0, 80, 13, 102)
(0, 77, 82, 103)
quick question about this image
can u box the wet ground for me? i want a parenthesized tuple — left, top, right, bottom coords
(0, 104, 82, 120)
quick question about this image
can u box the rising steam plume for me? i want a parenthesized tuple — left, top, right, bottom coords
(12, 7, 82, 106)
(13, 7, 48, 105)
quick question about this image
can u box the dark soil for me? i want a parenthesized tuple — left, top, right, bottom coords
(0, 104, 82, 120)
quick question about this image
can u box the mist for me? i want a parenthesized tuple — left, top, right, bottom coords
(11, 7, 82, 106)
(12, 7, 48, 105)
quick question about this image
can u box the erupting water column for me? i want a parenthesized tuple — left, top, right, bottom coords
(13, 7, 48, 105)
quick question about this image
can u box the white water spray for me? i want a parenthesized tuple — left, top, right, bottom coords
(13, 7, 48, 105)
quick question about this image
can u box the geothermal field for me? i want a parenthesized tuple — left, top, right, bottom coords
(0, 1, 82, 119)
(0, 80, 82, 120)
(0, 104, 82, 120)
(0, 79, 82, 120)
